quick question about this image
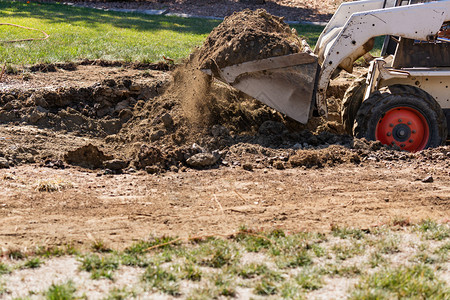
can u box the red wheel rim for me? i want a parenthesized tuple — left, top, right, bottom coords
(375, 106, 429, 152)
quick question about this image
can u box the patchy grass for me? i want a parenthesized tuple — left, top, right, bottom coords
(79, 254, 119, 280)
(177, 262, 202, 281)
(322, 263, 362, 277)
(295, 268, 323, 290)
(191, 238, 240, 268)
(376, 235, 401, 254)
(237, 263, 271, 279)
(142, 264, 180, 296)
(254, 274, 280, 295)
(125, 236, 179, 255)
(332, 241, 365, 261)
(1, 220, 448, 298)
(0, 262, 11, 275)
(6, 248, 26, 260)
(105, 287, 135, 300)
(350, 264, 449, 299)
(45, 281, 76, 300)
(34, 244, 79, 258)
(414, 219, 450, 241)
(331, 225, 366, 240)
(91, 240, 112, 253)
(21, 257, 42, 269)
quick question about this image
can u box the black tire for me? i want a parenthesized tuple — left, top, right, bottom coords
(341, 75, 367, 134)
(353, 84, 447, 151)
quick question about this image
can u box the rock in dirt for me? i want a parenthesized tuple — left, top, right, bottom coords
(137, 145, 164, 168)
(421, 175, 434, 183)
(145, 165, 160, 174)
(197, 9, 304, 70)
(64, 144, 112, 169)
(104, 159, 128, 171)
(242, 163, 253, 171)
(161, 112, 174, 128)
(186, 153, 219, 168)
(0, 157, 10, 168)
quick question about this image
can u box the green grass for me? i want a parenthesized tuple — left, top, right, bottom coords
(104, 287, 134, 300)
(0, 262, 11, 275)
(350, 264, 450, 299)
(0, 1, 219, 65)
(21, 257, 42, 269)
(142, 264, 180, 296)
(45, 281, 76, 300)
(0, 1, 329, 66)
(79, 254, 119, 280)
(34, 245, 79, 258)
(414, 219, 450, 241)
(191, 238, 240, 268)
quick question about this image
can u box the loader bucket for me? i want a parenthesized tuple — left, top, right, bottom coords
(202, 52, 319, 124)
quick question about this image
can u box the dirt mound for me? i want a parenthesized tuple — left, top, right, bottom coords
(0, 69, 171, 137)
(289, 145, 361, 168)
(64, 144, 112, 169)
(197, 9, 304, 69)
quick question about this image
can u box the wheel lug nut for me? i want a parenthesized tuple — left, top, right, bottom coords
(412, 130, 416, 134)
(398, 119, 402, 122)
(389, 123, 394, 127)
(387, 132, 391, 136)
(407, 121, 412, 125)
(400, 144, 406, 148)
(409, 139, 414, 143)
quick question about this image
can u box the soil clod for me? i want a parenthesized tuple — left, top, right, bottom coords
(64, 144, 112, 169)
(197, 9, 304, 70)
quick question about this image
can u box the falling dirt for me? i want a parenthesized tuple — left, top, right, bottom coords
(197, 9, 304, 69)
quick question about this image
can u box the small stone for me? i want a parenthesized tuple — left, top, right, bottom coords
(114, 99, 129, 112)
(242, 163, 253, 171)
(0, 157, 10, 168)
(421, 175, 433, 183)
(119, 109, 133, 121)
(186, 153, 218, 168)
(145, 165, 160, 174)
(273, 161, 285, 170)
(161, 113, 173, 128)
(129, 84, 141, 92)
(104, 159, 128, 171)
(170, 165, 179, 173)
(150, 130, 165, 142)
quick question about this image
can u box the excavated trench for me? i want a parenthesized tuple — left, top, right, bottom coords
(0, 10, 448, 173)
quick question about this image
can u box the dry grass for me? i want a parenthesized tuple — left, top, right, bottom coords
(35, 179, 73, 192)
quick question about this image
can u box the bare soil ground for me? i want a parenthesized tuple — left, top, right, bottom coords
(1, 160, 449, 250)
(0, 63, 448, 251)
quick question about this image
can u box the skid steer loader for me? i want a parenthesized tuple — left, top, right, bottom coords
(202, 0, 450, 152)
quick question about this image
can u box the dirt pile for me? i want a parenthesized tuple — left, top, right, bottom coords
(64, 143, 112, 169)
(0, 69, 171, 137)
(197, 9, 304, 69)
